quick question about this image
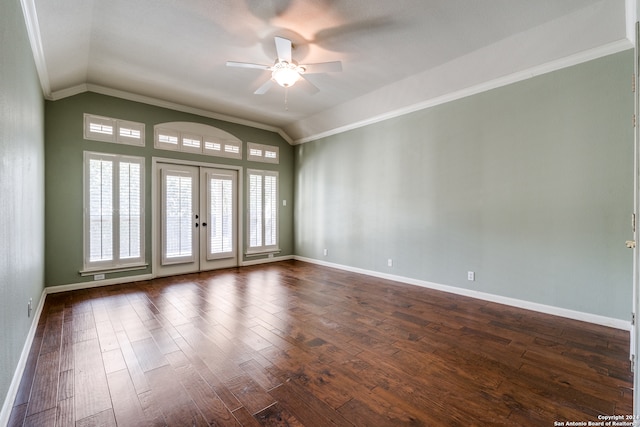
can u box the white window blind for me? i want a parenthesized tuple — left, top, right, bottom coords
(247, 169, 278, 253)
(85, 115, 115, 142)
(264, 173, 277, 246)
(156, 128, 180, 150)
(224, 143, 241, 156)
(204, 139, 221, 154)
(249, 173, 263, 248)
(247, 142, 279, 164)
(118, 161, 142, 260)
(88, 158, 114, 262)
(84, 152, 145, 271)
(164, 173, 194, 260)
(181, 134, 202, 153)
(117, 120, 145, 146)
(209, 176, 233, 255)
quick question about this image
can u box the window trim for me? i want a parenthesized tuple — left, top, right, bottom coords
(246, 169, 279, 255)
(82, 151, 146, 273)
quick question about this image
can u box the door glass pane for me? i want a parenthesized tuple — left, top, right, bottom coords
(210, 177, 233, 254)
(165, 174, 193, 258)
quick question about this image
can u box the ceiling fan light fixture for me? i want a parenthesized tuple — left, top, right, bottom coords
(272, 61, 302, 88)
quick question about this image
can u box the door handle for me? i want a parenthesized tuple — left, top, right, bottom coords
(195, 223, 199, 228)
(626, 240, 636, 249)
(202, 222, 207, 227)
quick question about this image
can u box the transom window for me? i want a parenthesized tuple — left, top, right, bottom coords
(247, 142, 279, 164)
(84, 114, 145, 146)
(154, 122, 242, 159)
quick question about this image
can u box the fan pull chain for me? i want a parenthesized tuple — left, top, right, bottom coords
(284, 87, 289, 111)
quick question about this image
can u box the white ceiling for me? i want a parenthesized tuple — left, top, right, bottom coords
(28, 0, 631, 143)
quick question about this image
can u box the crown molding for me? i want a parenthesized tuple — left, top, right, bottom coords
(20, 0, 50, 97)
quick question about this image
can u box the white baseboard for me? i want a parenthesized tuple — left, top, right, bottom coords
(46, 273, 154, 294)
(293, 256, 631, 331)
(0, 287, 47, 427)
(241, 254, 294, 267)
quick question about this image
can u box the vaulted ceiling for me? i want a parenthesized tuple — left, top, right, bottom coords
(27, 0, 631, 143)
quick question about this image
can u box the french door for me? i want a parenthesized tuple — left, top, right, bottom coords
(156, 162, 239, 276)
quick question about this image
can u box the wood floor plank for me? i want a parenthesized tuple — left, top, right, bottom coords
(22, 407, 56, 427)
(56, 397, 74, 427)
(25, 350, 60, 417)
(106, 369, 149, 427)
(254, 403, 303, 427)
(269, 382, 353, 427)
(231, 407, 261, 427)
(7, 260, 632, 426)
(57, 369, 73, 401)
(224, 374, 276, 415)
(102, 348, 127, 374)
(95, 320, 119, 353)
(75, 408, 117, 427)
(115, 330, 151, 394)
(12, 332, 44, 407)
(171, 336, 244, 412)
(74, 339, 112, 421)
(145, 365, 209, 427)
(7, 404, 27, 427)
(130, 337, 169, 373)
(174, 363, 238, 426)
(239, 358, 282, 391)
(137, 390, 166, 427)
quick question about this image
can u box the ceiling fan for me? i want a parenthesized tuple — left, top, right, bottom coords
(226, 36, 342, 95)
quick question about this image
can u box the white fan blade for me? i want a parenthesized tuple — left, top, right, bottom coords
(298, 75, 319, 94)
(300, 61, 342, 74)
(274, 36, 292, 63)
(254, 79, 274, 95)
(226, 61, 271, 70)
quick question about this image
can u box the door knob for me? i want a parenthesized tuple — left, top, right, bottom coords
(202, 222, 207, 227)
(626, 240, 636, 249)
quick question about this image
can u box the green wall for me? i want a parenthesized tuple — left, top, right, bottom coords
(0, 0, 46, 416)
(45, 92, 294, 287)
(295, 50, 633, 320)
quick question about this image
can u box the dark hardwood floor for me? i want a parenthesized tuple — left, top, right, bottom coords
(7, 260, 632, 426)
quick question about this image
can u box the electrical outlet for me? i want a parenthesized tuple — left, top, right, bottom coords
(94, 273, 105, 280)
(268, 253, 274, 258)
(28, 298, 32, 317)
(323, 248, 328, 256)
(467, 271, 475, 281)
(388, 259, 393, 267)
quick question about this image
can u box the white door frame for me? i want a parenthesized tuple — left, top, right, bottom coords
(633, 19, 640, 420)
(151, 157, 243, 277)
